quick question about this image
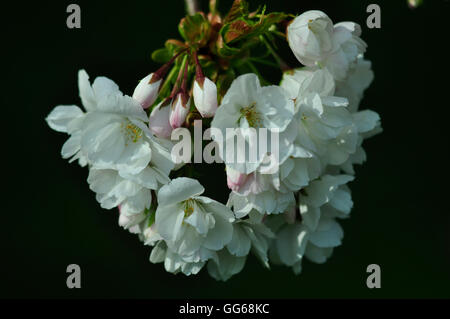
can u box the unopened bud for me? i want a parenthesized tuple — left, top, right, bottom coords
(132, 73, 162, 109)
(149, 102, 173, 138)
(193, 77, 218, 118)
(169, 93, 190, 129)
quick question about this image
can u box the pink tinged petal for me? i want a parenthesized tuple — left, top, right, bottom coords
(149, 102, 173, 138)
(169, 94, 190, 129)
(226, 167, 248, 192)
(132, 73, 162, 109)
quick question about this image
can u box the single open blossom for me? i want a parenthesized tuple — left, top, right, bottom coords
(279, 142, 322, 191)
(298, 175, 352, 264)
(211, 73, 296, 174)
(227, 171, 295, 217)
(323, 22, 367, 81)
(149, 102, 173, 138)
(132, 73, 162, 109)
(87, 164, 170, 212)
(227, 142, 320, 218)
(193, 77, 218, 118)
(150, 240, 207, 276)
(61, 70, 159, 176)
(287, 10, 335, 67)
(207, 211, 274, 281)
(206, 249, 246, 281)
(86, 124, 174, 219)
(169, 93, 190, 129)
(282, 68, 361, 166)
(45, 70, 99, 166)
(226, 212, 274, 265)
(225, 115, 322, 218)
(288, 10, 366, 81)
(266, 174, 352, 274)
(270, 221, 309, 274)
(155, 178, 235, 263)
(46, 104, 87, 166)
(299, 174, 354, 231)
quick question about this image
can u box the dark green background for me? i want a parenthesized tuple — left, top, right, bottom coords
(2, 0, 449, 298)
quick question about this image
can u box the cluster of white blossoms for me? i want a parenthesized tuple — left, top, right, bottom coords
(46, 8, 381, 280)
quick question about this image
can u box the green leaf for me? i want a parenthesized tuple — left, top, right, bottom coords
(217, 35, 241, 57)
(151, 48, 172, 63)
(165, 39, 186, 54)
(216, 11, 288, 58)
(223, 19, 252, 43)
(178, 12, 211, 47)
(224, 0, 249, 23)
(223, 12, 288, 44)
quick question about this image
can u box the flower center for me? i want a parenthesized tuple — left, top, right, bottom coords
(183, 199, 195, 218)
(121, 120, 143, 145)
(240, 102, 261, 128)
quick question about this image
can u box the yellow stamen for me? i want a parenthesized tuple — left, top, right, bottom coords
(240, 102, 261, 128)
(121, 121, 143, 145)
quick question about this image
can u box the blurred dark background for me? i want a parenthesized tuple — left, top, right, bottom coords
(2, 0, 449, 298)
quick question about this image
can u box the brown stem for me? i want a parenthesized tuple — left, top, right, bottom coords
(194, 51, 205, 83)
(151, 49, 187, 83)
(181, 54, 190, 93)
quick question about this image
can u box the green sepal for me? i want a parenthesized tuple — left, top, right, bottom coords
(146, 206, 156, 227)
(151, 48, 172, 63)
(178, 12, 211, 47)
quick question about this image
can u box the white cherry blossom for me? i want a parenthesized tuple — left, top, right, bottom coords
(155, 178, 235, 263)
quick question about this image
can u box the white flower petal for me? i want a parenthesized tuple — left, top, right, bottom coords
(157, 178, 204, 207)
(46, 105, 83, 133)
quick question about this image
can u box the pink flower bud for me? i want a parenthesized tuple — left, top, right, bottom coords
(132, 73, 162, 109)
(226, 167, 248, 192)
(149, 102, 173, 138)
(193, 77, 218, 118)
(169, 93, 190, 129)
